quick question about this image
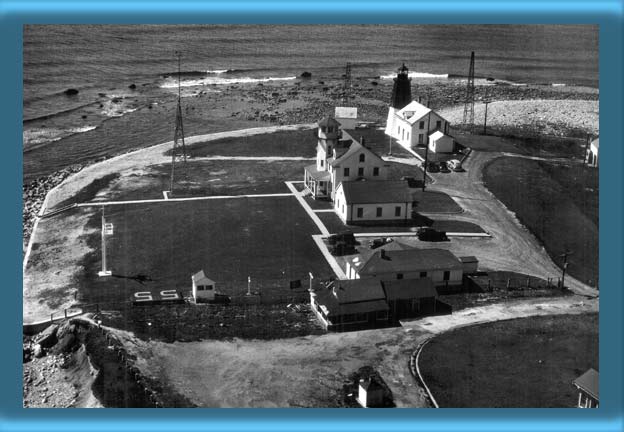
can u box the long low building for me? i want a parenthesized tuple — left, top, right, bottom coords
(333, 180, 414, 224)
(310, 277, 440, 332)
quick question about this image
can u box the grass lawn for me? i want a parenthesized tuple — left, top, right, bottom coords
(76, 195, 334, 306)
(171, 128, 318, 158)
(483, 158, 598, 286)
(452, 129, 588, 158)
(419, 313, 598, 407)
(74, 160, 310, 202)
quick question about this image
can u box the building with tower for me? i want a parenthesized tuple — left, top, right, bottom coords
(384, 64, 454, 152)
(304, 117, 389, 200)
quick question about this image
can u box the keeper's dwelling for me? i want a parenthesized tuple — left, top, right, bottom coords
(333, 180, 414, 224)
(304, 117, 389, 200)
(383, 63, 454, 152)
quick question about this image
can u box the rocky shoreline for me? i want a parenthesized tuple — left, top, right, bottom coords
(23, 164, 84, 252)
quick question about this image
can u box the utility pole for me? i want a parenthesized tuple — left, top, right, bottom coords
(483, 88, 490, 135)
(98, 206, 113, 277)
(342, 62, 352, 104)
(422, 112, 432, 192)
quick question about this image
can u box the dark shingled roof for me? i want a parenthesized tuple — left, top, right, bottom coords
(382, 278, 438, 300)
(339, 180, 413, 205)
(358, 248, 463, 276)
(318, 117, 341, 127)
(573, 368, 599, 400)
(313, 279, 389, 317)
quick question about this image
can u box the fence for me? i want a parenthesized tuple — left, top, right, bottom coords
(466, 274, 565, 293)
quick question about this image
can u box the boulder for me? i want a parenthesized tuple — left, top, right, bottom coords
(64, 88, 79, 96)
(300, 71, 312, 79)
(35, 324, 58, 349)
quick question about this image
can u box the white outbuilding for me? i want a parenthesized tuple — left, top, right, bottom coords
(335, 107, 358, 130)
(192, 270, 216, 303)
(428, 130, 454, 153)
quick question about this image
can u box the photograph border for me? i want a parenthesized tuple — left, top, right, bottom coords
(3, 1, 622, 431)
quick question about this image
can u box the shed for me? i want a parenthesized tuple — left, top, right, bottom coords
(428, 131, 454, 153)
(192, 270, 216, 303)
(357, 377, 385, 408)
(586, 138, 599, 167)
(459, 256, 479, 274)
(573, 368, 599, 408)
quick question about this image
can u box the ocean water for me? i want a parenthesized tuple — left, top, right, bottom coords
(23, 24, 598, 180)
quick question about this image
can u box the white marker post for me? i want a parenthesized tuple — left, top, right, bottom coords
(98, 208, 113, 277)
(247, 276, 252, 296)
(308, 272, 314, 292)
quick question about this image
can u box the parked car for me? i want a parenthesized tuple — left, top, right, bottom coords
(439, 161, 451, 173)
(369, 237, 392, 249)
(328, 231, 356, 246)
(426, 161, 439, 173)
(448, 159, 463, 172)
(416, 227, 448, 241)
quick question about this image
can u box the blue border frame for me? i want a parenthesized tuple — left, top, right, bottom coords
(4, 1, 622, 432)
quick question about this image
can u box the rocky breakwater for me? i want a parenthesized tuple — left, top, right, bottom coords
(23, 164, 83, 252)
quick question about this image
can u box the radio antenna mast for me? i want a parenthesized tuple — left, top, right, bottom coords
(462, 51, 475, 133)
(170, 51, 188, 196)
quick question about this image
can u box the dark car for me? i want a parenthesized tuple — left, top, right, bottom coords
(328, 231, 356, 246)
(426, 161, 439, 173)
(439, 161, 451, 173)
(416, 227, 448, 241)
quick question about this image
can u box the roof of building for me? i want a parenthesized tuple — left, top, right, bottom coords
(305, 164, 331, 181)
(359, 377, 384, 392)
(338, 180, 413, 205)
(429, 130, 451, 141)
(591, 138, 599, 151)
(335, 107, 358, 119)
(330, 279, 387, 304)
(357, 248, 463, 276)
(396, 101, 432, 125)
(330, 139, 385, 168)
(573, 368, 599, 400)
(318, 117, 341, 127)
(192, 270, 215, 285)
(382, 278, 438, 300)
(459, 256, 479, 263)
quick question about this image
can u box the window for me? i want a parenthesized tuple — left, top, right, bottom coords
(397, 273, 403, 280)
(420, 271, 427, 278)
(419, 134, 424, 144)
(358, 167, 364, 177)
(395, 206, 401, 217)
(344, 167, 350, 177)
(407, 132, 410, 141)
(376, 207, 382, 217)
(443, 271, 450, 281)
(419, 121, 425, 129)
(328, 126, 334, 133)
(436, 120, 442, 130)
(357, 207, 363, 218)
(320, 160, 324, 167)
(342, 204, 345, 214)
(321, 126, 326, 133)
(359, 154, 365, 162)
(373, 167, 379, 176)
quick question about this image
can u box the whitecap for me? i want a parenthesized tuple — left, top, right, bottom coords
(159, 75, 296, 89)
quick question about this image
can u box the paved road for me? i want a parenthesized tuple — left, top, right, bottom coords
(426, 150, 596, 296)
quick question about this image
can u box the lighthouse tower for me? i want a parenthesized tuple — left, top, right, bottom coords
(390, 63, 412, 110)
(385, 63, 413, 137)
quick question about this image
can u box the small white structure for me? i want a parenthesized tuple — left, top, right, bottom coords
(192, 270, 216, 303)
(335, 107, 358, 130)
(357, 377, 385, 408)
(586, 138, 599, 167)
(428, 130, 454, 153)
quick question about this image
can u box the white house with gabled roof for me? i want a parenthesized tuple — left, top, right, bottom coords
(304, 117, 389, 200)
(385, 100, 450, 149)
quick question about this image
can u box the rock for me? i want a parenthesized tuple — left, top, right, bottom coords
(33, 344, 44, 358)
(300, 71, 312, 79)
(128, 83, 137, 90)
(36, 324, 58, 349)
(64, 88, 79, 96)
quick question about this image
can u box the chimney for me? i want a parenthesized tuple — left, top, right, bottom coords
(360, 136, 366, 147)
(380, 249, 389, 260)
